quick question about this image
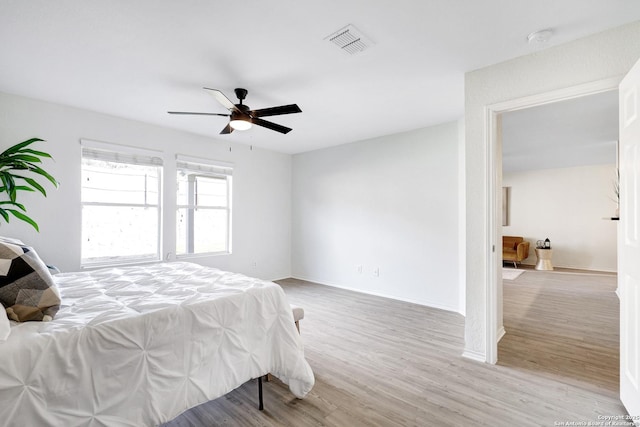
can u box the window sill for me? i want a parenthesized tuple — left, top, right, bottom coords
(174, 251, 231, 261)
(80, 257, 162, 270)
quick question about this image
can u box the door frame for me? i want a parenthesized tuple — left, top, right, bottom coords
(484, 76, 623, 364)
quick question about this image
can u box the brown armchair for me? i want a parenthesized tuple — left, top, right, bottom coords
(502, 236, 530, 267)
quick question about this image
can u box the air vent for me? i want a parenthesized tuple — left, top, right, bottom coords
(325, 24, 373, 55)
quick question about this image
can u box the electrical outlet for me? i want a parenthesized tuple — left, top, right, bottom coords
(374, 268, 380, 277)
(357, 265, 363, 274)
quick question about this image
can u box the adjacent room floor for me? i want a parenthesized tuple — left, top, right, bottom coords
(500, 265, 620, 394)
(165, 269, 626, 426)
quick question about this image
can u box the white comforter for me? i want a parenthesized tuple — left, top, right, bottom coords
(0, 262, 314, 426)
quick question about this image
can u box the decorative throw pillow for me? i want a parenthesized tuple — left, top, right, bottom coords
(0, 235, 24, 245)
(0, 240, 61, 322)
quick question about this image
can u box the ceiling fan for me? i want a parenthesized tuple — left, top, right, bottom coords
(168, 87, 301, 134)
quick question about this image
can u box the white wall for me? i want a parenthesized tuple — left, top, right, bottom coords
(503, 164, 618, 272)
(291, 121, 462, 312)
(465, 21, 640, 360)
(0, 91, 292, 280)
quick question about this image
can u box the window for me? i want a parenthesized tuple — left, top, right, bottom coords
(81, 143, 163, 266)
(176, 157, 232, 256)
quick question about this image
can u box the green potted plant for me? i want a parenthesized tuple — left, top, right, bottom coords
(0, 138, 58, 231)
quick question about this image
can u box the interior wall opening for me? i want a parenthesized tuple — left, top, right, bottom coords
(494, 88, 620, 390)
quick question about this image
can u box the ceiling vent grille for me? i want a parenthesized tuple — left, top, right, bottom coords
(325, 24, 373, 55)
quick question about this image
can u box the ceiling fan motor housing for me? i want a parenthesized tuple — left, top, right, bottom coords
(232, 104, 251, 123)
(231, 109, 249, 121)
(234, 88, 248, 102)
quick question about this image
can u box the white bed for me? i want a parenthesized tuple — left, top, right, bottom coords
(0, 262, 314, 426)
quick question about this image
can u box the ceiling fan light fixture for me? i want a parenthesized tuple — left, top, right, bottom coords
(229, 119, 252, 131)
(229, 112, 252, 130)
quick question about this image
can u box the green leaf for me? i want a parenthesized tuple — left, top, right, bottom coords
(0, 208, 9, 222)
(0, 159, 29, 171)
(0, 201, 26, 211)
(0, 185, 35, 193)
(14, 185, 36, 193)
(5, 209, 39, 232)
(5, 154, 42, 163)
(24, 177, 47, 196)
(27, 164, 58, 187)
(0, 175, 8, 195)
(20, 149, 53, 159)
(0, 138, 44, 156)
(0, 172, 16, 202)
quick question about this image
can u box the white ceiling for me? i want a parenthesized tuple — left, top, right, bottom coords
(502, 90, 619, 173)
(1, 1, 639, 154)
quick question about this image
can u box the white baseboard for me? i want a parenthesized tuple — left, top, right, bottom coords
(520, 262, 617, 274)
(462, 349, 486, 363)
(463, 329, 505, 364)
(290, 275, 460, 314)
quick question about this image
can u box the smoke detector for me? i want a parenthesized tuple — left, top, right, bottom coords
(325, 24, 374, 55)
(527, 28, 554, 44)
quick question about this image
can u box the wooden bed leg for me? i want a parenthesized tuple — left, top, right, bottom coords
(258, 376, 264, 411)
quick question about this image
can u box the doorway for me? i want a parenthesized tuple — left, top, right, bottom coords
(484, 77, 622, 364)
(497, 90, 620, 387)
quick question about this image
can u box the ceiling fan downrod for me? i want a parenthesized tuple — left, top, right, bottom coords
(234, 88, 248, 105)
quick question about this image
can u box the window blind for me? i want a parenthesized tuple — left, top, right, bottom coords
(81, 140, 163, 167)
(82, 147, 163, 167)
(176, 155, 233, 176)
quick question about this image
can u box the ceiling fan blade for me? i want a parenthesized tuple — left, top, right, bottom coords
(220, 123, 233, 134)
(168, 111, 230, 116)
(250, 104, 302, 118)
(250, 117, 292, 134)
(203, 87, 240, 112)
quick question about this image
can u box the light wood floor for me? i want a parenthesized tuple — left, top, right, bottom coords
(164, 271, 627, 426)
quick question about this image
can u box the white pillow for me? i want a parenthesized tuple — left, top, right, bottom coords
(0, 306, 10, 341)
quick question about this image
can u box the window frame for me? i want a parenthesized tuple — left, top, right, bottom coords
(80, 140, 164, 268)
(175, 155, 233, 258)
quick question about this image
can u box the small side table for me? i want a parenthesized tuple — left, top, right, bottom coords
(535, 248, 553, 271)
